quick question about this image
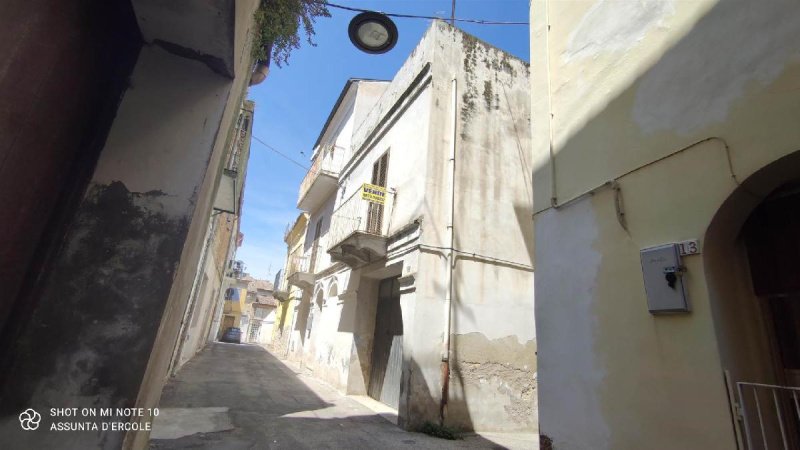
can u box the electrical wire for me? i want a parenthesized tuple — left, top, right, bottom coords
(318, 1, 529, 25)
(251, 134, 310, 171)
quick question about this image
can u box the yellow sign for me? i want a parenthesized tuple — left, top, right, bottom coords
(361, 183, 386, 204)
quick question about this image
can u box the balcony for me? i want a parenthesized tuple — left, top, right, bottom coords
(327, 186, 393, 268)
(273, 272, 290, 301)
(286, 255, 314, 290)
(297, 145, 344, 212)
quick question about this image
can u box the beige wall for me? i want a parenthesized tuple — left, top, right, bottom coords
(531, 1, 800, 448)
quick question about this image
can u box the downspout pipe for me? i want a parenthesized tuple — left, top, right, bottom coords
(440, 77, 457, 425)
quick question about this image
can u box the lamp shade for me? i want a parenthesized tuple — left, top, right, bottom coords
(348, 12, 398, 54)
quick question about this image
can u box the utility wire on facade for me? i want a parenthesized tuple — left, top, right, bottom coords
(251, 135, 310, 171)
(319, 1, 529, 25)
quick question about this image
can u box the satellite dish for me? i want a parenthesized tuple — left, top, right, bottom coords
(348, 12, 398, 54)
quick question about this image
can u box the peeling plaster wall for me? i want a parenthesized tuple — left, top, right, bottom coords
(291, 22, 534, 433)
(534, 201, 608, 448)
(0, 0, 260, 446)
(531, 0, 800, 448)
(426, 23, 535, 432)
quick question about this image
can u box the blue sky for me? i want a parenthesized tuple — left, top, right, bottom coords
(238, 0, 530, 281)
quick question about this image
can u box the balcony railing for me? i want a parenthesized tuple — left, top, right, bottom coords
(287, 255, 311, 276)
(297, 145, 345, 210)
(286, 254, 314, 290)
(737, 381, 800, 449)
(328, 186, 393, 246)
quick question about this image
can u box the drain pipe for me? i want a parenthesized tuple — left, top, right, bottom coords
(440, 77, 457, 425)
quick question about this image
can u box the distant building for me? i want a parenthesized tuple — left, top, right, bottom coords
(285, 22, 534, 433)
(272, 213, 310, 355)
(244, 278, 277, 344)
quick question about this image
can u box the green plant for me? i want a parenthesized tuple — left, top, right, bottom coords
(418, 421, 460, 440)
(252, 0, 330, 67)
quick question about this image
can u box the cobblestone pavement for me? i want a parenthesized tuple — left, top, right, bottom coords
(150, 343, 537, 449)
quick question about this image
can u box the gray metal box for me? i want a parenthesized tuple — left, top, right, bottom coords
(640, 244, 690, 314)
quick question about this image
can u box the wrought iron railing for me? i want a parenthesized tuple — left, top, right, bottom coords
(327, 186, 394, 250)
(297, 145, 345, 204)
(737, 381, 800, 449)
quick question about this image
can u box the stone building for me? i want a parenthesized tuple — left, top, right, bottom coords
(530, 1, 800, 448)
(284, 22, 535, 432)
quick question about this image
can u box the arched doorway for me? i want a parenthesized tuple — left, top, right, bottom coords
(705, 150, 800, 449)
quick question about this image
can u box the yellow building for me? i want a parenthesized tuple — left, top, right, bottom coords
(271, 213, 309, 356)
(221, 281, 248, 335)
(531, 1, 800, 449)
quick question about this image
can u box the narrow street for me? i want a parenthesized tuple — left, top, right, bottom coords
(150, 343, 536, 449)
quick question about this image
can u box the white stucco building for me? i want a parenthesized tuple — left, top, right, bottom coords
(283, 22, 534, 432)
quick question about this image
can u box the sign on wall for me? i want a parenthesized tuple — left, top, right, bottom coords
(362, 183, 386, 204)
(677, 239, 700, 256)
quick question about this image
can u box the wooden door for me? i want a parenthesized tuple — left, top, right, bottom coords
(368, 277, 403, 409)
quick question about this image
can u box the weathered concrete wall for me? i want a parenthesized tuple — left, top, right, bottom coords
(292, 79, 395, 388)
(297, 22, 535, 433)
(0, 44, 229, 449)
(0, 0, 141, 326)
(303, 273, 353, 390)
(0, 1, 259, 447)
(531, 0, 800, 448)
(436, 25, 534, 432)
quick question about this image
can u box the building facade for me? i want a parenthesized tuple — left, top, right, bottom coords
(530, 1, 800, 448)
(0, 1, 262, 448)
(171, 100, 255, 372)
(285, 22, 535, 432)
(242, 279, 277, 344)
(272, 213, 310, 356)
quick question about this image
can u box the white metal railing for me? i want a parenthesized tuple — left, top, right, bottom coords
(327, 187, 394, 250)
(287, 255, 310, 277)
(737, 382, 800, 449)
(297, 144, 345, 203)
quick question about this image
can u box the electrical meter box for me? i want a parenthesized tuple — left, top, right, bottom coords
(640, 244, 690, 314)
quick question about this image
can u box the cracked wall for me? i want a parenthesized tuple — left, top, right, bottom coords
(449, 333, 537, 431)
(0, 13, 259, 444)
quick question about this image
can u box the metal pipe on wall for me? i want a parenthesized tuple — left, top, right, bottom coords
(440, 77, 458, 425)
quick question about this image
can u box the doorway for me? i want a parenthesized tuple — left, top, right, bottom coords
(368, 276, 403, 409)
(737, 182, 800, 449)
(743, 183, 800, 387)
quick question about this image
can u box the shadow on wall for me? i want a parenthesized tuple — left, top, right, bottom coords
(533, 0, 800, 446)
(294, 291, 312, 346)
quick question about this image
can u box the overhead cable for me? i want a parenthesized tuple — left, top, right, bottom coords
(251, 135, 310, 171)
(319, 1, 529, 25)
